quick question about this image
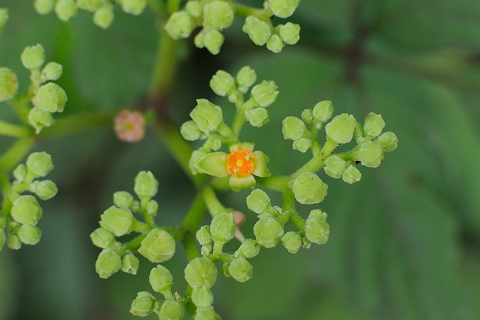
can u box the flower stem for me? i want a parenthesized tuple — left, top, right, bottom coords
(0, 137, 35, 173)
(0, 120, 32, 138)
(202, 186, 227, 217)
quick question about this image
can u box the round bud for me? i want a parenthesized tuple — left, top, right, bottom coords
(30, 180, 58, 200)
(158, 301, 184, 320)
(95, 249, 122, 279)
(76, 0, 104, 11)
(236, 66, 257, 91)
(184, 257, 217, 288)
(54, 0, 77, 22)
(8, 234, 21, 250)
(292, 172, 328, 204)
(121, 253, 139, 275)
(358, 141, 384, 168)
(34, 0, 55, 15)
(312, 100, 333, 122)
(0, 67, 19, 101)
(268, 0, 301, 18)
(363, 112, 385, 138)
(210, 70, 235, 96)
(210, 212, 235, 244)
(246, 107, 269, 127)
(165, 11, 193, 40)
(18, 225, 42, 245)
(138, 228, 176, 263)
(90, 227, 115, 248)
(114, 109, 146, 142)
(196, 225, 213, 246)
(242, 16, 271, 46)
(190, 99, 223, 133)
(324, 155, 347, 179)
(134, 171, 158, 198)
(186, 1, 202, 17)
(251, 81, 279, 107)
(0, 9, 8, 35)
(221, 262, 231, 277)
(281, 231, 302, 254)
(266, 34, 284, 53)
(181, 120, 204, 141)
(305, 210, 330, 244)
(278, 22, 300, 45)
(41, 62, 63, 82)
(233, 211, 246, 227)
(204, 29, 224, 55)
(236, 239, 261, 258)
(293, 138, 311, 153)
(253, 217, 284, 248)
(194, 306, 221, 320)
(120, 0, 147, 15)
(301, 109, 313, 125)
(203, 1, 234, 30)
(100, 205, 135, 237)
(194, 29, 206, 49)
(377, 131, 398, 152)
(13, 164, 27, 183)
(93, 4, 114, 29)
(130, 291, 155, 317)
(342, 165, 361, 184)
(192, 287, 214, 307)
(228, 258, 253, 283)
(33, 82, 68, 113)
(149, 265, 173, 293)
(146, 200, 158, 215)
(26, 152, 54, 178)
(246, 189, 271, 214)
(0, 228, 5, 252)
(21, 44, 45, 69)
(113, 191, 134, 209)
(11, 195, 42, 226)
(282, 116, 306, 140)
(28, 107, 54, 133)
(325, 113, 357, 145)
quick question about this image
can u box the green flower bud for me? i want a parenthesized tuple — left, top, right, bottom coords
(305, 210, 329, 244)
(342, 165, 361, 184)
(130, 291, 155, 317)
(34, 0, 55, 15)
(33, 82, 68, 113)
(0, 9, 8, 35)
(210, 70, 235, 96)
(242, 16, 271, 46)
(293, 137, 311, 153)
(159, 301, 184, 320)
(246, 107, 269, 127)
(90, 227, 115, 248)
(266, 34, 284, 53)
(221, 262, 231, 277)
(13, 164, 27, 182)
(93, 4, 114, 29)
(282, 116, 306, 140)
(11, 195, 42, 226)
(189, 149, 209, 175)
(190, 99, 223, 133)
(76, 0, 104, 11)
(324, 155, 347, 179)
(203, 1, 234, 30)
(149, 265, 173, 293)
(363, 112, 385, 138)
(326, 113, 357, 145)
(0, 228, 5, 252)
(358, 141, 384, 168)
(185, 257, 217, 288)
(26, 152, 54, 178)
(28, 107, 54, 133)
(181, 120, 204, 141)
(0, 67, 18, 101)
(120, 0, 147, 15)
(100, 205, 135, 237)
(228, 258, 253, 283)
(236, 66, 257, 92)
(236, 239, 261, 258)
(254, 217, 284, 248)
(165, 11, 193, 40)
(292, 172, 328, 204)
(281, 231, 302, 254)
(134, 171, 159, 198)
(139, 228, 176, 263)
(194, 29, 206, 48)
(210, 212, 235, 243)
(21, 44, 45, 69)
(246, 189, 271, 214)
(268, 0, 301, 18)
(377, 131, 398, 152)
(146, 200, 158, 215)
(121, 253, 139, 275)
(54, 0, 77, 22)
(251, 80, 278, 107)
(95, 248, 122, 279)
(30, 180, 58, 200)
(186, 1, 202, 17)
(194, 307, 221, 320)
(113, 191, 134, 209)
(192, 287, 214, 307)
(8, 234, 21, 250)
(301, 109, 313, 125)
(41, 62, 63, 82)
(18, 225, 42, 245)
(278, 22, 300, 45)
(312, 100, 333, 122)
(204, 29, 224, 55)
(196, 225, 213, 246)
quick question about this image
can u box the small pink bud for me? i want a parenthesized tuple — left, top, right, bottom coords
(114, 110, 146, 142)
(233, 211, 246, 227)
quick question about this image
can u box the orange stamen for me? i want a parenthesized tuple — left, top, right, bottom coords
(227, 148, 255, 177)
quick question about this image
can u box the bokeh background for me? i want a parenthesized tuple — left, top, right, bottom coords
(1, 0, 480, 319)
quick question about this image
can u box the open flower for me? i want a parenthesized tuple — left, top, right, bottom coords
(193, 143, 270, 191)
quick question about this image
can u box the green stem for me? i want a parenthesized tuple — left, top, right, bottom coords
(231, 98, 256, 138)
(0, 120, 32, 138)
(183, 233, 200, 261)
(202, 186, 227, 217)
(256, 175, 290, 191)
(147, 0, 167, 15)
(8, 96, 31, 125)
(167, 0, 181, 14)
(181, 192, 207, 233)
(0, 137, 35, 173)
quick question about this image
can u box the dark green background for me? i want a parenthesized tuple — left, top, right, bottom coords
(1, 0, 480, 319)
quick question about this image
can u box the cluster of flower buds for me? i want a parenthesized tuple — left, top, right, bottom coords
(0, 152, 58, 252)
(33, 0, 147, 29)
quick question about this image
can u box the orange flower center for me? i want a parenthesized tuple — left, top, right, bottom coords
(226, 149, 255, 177)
